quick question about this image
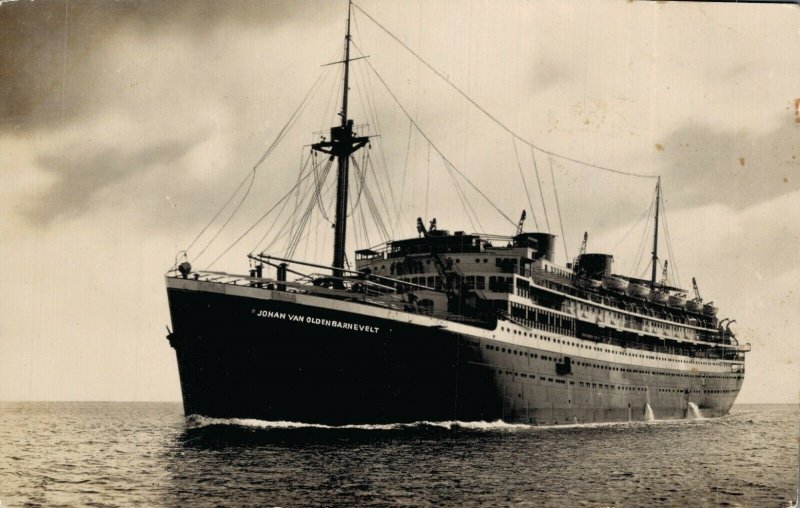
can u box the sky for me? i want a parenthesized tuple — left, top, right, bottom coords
(0, 0, 797, 403)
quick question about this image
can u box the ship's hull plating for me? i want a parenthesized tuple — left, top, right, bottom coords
(167, 281, 743, 425)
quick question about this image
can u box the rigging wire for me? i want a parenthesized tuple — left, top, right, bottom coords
(363, 57, 516, 228)
(365, 152, 397, 238)
(354, 29, 486, 236)
(186, 68, 328, 260)
(352, 155, 391, 241)
(275, 176, 333, 262)
(359, 182, 373, 248)
(442, 156, 482, 233)
(249, 153, 312, 255)
(192, 172, 256, 262)
(286, 148, 313, 251)
(288, 155, 336, 258)
(250, 180, 294, 252)
(425, 143, 431, 220)
(612, 185, 658, 253)
(286, 194, 316, 258)
(512, 136, 540, 231)
(399, 120, 414, 225)
(631, 190, 656, 277)
(350, 42, 402, 229)
(437, 151, 483, 232)
(353, 11, 421, 234)
(286, 174, 337, 263)
(352, 3, 658, 180)
(358, 193, 371, 250)
(313, 155, 335, 222)
(267, 153, 333, 256)
(529, 146, 551, 233)
(348, 150, 368, 215)
(208, 162, 316, 268)
(658, 185, 682, 288)
(319, 53, 345, 133)
(548, 156, 570, 261)
(287, 187, 322, 259)
(353, 158, 373, 247)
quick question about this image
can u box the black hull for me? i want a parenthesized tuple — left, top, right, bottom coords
(168, 288, 499, 424)
(167, 283, 742, 425)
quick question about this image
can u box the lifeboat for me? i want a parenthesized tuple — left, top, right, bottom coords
(585, 278, 602, 289)
(668, 293, 687, 308)
(602, 276, 629, 293)
(703, 302, 719, 317)
(627, 283, 650, 299)
(686, 299, 704, 313)
(648, 290, 669, 305)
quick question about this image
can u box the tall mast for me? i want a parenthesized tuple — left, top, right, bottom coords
(341, 1, 352, 131)
(650, 177, 661, 288)
(311, 0, 368, 285)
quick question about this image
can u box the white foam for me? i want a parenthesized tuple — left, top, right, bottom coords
(185, 415, 529, 431)
(687, 402, 704, 420)
(185, 414, 716, 432)
(644, 403, 655, 422)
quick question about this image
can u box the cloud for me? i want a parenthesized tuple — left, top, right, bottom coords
(21, 121, 206, 225)
(654, 120, 798, 211)
(0, 0, 346, 232)
(0, 0, 338, 131)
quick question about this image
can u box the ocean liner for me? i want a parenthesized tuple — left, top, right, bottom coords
(166, 2, 749, 425)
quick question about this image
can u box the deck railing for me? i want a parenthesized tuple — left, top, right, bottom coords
(167, 270, 487, 327)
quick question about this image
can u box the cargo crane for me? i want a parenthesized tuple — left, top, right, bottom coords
(579, 231, 588, 257)
(516, 210, 527, 236)
(572, 232, 590, 279)
(414, 217, 489, 317)
(691, 277, 703, 303)
(416, 218, 460, 297)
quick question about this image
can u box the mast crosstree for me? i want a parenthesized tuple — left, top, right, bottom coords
(312, 0, 369, 284)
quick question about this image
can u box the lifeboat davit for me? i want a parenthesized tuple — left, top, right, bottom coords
(703, 302, 719, 317)
(668, 293, 687, 309)
(686, 299, 704, 313)
(648, 290, 669, 305)
(602, 276, 629, 293)
(627, 283, 651, 299)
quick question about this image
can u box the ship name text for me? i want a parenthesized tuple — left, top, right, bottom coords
(254, 309, 380, 334)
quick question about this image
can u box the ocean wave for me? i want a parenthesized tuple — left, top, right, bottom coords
(184, 414, 712, 431)
(185, 414, 529, 431)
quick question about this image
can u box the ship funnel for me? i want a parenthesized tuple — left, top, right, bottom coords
(576, 253, 613, 279)
(513, 232, 556, 262)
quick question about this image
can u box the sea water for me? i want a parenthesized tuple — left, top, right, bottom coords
(0, 402, 797, 507)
